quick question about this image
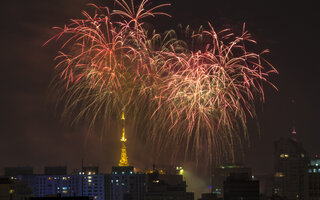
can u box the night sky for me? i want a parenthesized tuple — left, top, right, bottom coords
(1, 0, 319, 188)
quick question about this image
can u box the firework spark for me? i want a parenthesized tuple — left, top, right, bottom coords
(46, 0, 277, 166)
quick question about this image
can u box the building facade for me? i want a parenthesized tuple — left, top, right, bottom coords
(308, 157, 320, 200)
(109, 166, 145, 200)
(223, 172, 259, 200)
(144, 171, 194, 200)
(32, 174, 106, 200)
(273, 131, 309, 200)
(212, 164, 252, 197)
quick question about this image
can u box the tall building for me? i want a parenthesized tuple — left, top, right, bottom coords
(308, 156, 320, 200)
(223, 172, 259, 200)
(109, 112, 146, 200)
(273, 128, 308, 200)
(211, 164, 252, 198)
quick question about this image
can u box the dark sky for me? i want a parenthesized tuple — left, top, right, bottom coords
(0, 0, 319, 183)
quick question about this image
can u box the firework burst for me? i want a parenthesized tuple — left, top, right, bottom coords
(46, 0, 278, 166)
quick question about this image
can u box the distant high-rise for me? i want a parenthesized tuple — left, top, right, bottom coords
(212, 164, 252, 198)
(273, 128, 308, 200)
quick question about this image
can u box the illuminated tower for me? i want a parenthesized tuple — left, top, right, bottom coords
(110, 112, 146, 200)
(118, 112, 129, 167)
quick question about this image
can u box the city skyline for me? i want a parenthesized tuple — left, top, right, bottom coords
(0, 0, 319, 180)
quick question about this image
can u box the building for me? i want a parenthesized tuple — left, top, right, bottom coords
(211, 164, 252, 197)
(4, 166, 106, 200)
(31, 174, 106, 200)
(0, 178, 13, 200)
(308, 156, 320, 200)
(109, 112, 146, 200)
(254, 174, 273, 200)
(110, 166, 145, 200)
(273, 128, 309, 200)
(3, 167, 34, 199)
(223, 172, 259, 200)
(144, 170, 194, 200)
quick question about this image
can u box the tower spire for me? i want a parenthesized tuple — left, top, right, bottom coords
(118, 111, 129, 166)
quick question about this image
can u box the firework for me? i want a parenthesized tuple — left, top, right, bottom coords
(46, 0, 277, 166)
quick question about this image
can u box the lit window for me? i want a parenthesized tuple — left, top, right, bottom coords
(308, 169, 312, 173)
(284, 154, 289, 158)
(122, 172, 125, 174)
(130, 171, 133, 174)
(88, 180, 92, 183)
(275, 172, 284, 177)
(301, 154, 305, 158)
(314, 169, 317, 173)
